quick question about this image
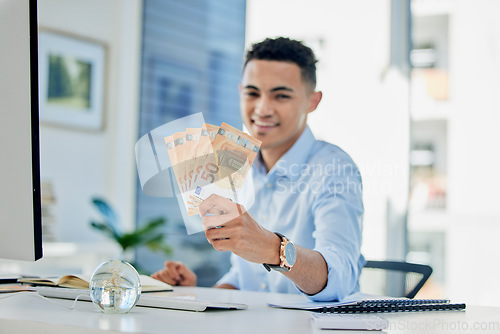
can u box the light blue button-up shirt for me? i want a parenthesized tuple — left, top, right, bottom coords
(216, 126, 365, 302)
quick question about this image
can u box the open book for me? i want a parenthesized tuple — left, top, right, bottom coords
(18, 274, 172, 292)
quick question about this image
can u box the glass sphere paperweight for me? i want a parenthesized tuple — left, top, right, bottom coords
(89, 260, 142, 314)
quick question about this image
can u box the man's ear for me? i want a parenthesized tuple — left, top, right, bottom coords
(307, 91, 323, 114)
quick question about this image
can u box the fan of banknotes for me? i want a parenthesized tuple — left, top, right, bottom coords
(164, 122, 262, 216)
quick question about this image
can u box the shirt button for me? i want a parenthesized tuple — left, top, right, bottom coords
(261, 215, 267, 221)
(261, 283, 267, 290)
(266, 182, 272, 189)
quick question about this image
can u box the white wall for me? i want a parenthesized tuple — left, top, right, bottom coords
(38, 0, 142, 242)
(446, 0, 500, 305)
(246, 0, 408, 260)
(409, 0, 500, 305)
(448, 0, 500, 217)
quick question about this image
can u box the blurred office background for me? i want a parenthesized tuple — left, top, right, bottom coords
(1, 0, 499, 306)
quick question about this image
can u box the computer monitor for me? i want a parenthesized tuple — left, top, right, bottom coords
(0, 0, 43, 261)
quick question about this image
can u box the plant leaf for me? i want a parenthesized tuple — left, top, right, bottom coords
(92, 198, 119, 231)
(90, 205, 170, 255)
(90, 221, 120, 240)
(135, 218, 166, 236)
(146, 240, 172, 255)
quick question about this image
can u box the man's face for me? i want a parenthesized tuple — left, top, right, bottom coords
(239, 60, 321, 156)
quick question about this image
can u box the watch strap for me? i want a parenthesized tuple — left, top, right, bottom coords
(263, 232, 290, 272)
(263, 262, 289, 272)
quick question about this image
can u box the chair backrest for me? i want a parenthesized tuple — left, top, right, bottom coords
(360, 260, 433, 299)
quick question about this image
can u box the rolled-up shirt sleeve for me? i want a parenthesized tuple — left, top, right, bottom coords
(305, 157, 365, 302)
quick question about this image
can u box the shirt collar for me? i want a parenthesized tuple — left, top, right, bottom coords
(254, 126, 316, 182)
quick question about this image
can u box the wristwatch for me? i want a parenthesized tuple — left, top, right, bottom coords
(263, 232, 296, 272)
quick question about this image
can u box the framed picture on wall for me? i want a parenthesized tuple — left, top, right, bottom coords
(38, 30, 106, 130)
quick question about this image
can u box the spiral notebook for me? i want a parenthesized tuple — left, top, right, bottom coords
(269, 297, 466, 313)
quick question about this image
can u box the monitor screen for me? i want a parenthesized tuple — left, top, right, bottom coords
(0, 0, 43, 261)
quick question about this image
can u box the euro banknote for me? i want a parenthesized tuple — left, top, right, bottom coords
(164, 122, 261, 216)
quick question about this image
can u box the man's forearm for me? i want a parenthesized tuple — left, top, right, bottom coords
(282, 245, 328, 295)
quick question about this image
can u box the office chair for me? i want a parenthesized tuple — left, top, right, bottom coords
(360, 260, 433, 299)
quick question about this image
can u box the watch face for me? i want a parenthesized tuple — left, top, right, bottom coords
(284, 242, 296, 266)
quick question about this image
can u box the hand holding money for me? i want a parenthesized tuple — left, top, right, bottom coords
(164, 122, 261, 216)
(199, 194, 281, 264)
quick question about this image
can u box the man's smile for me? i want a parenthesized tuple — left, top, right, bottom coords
(251, 119, 280, 132)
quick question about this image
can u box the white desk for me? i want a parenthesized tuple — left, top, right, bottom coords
(0, 287, 499, 334)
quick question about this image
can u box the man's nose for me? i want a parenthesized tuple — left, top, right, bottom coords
(254, 97, 274, 117)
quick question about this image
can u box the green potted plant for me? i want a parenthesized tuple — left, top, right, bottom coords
(89, 197, 171, 271)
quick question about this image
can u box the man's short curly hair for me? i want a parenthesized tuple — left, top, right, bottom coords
(244, 37, 318, 89)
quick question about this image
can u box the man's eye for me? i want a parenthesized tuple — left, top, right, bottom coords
(246, 91, 259, 97)
(276, 94, 291, 99)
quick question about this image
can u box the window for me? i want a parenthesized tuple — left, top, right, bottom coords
(135, 0, 246, 286)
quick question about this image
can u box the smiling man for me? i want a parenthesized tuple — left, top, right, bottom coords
(152, 37, 365, 302)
